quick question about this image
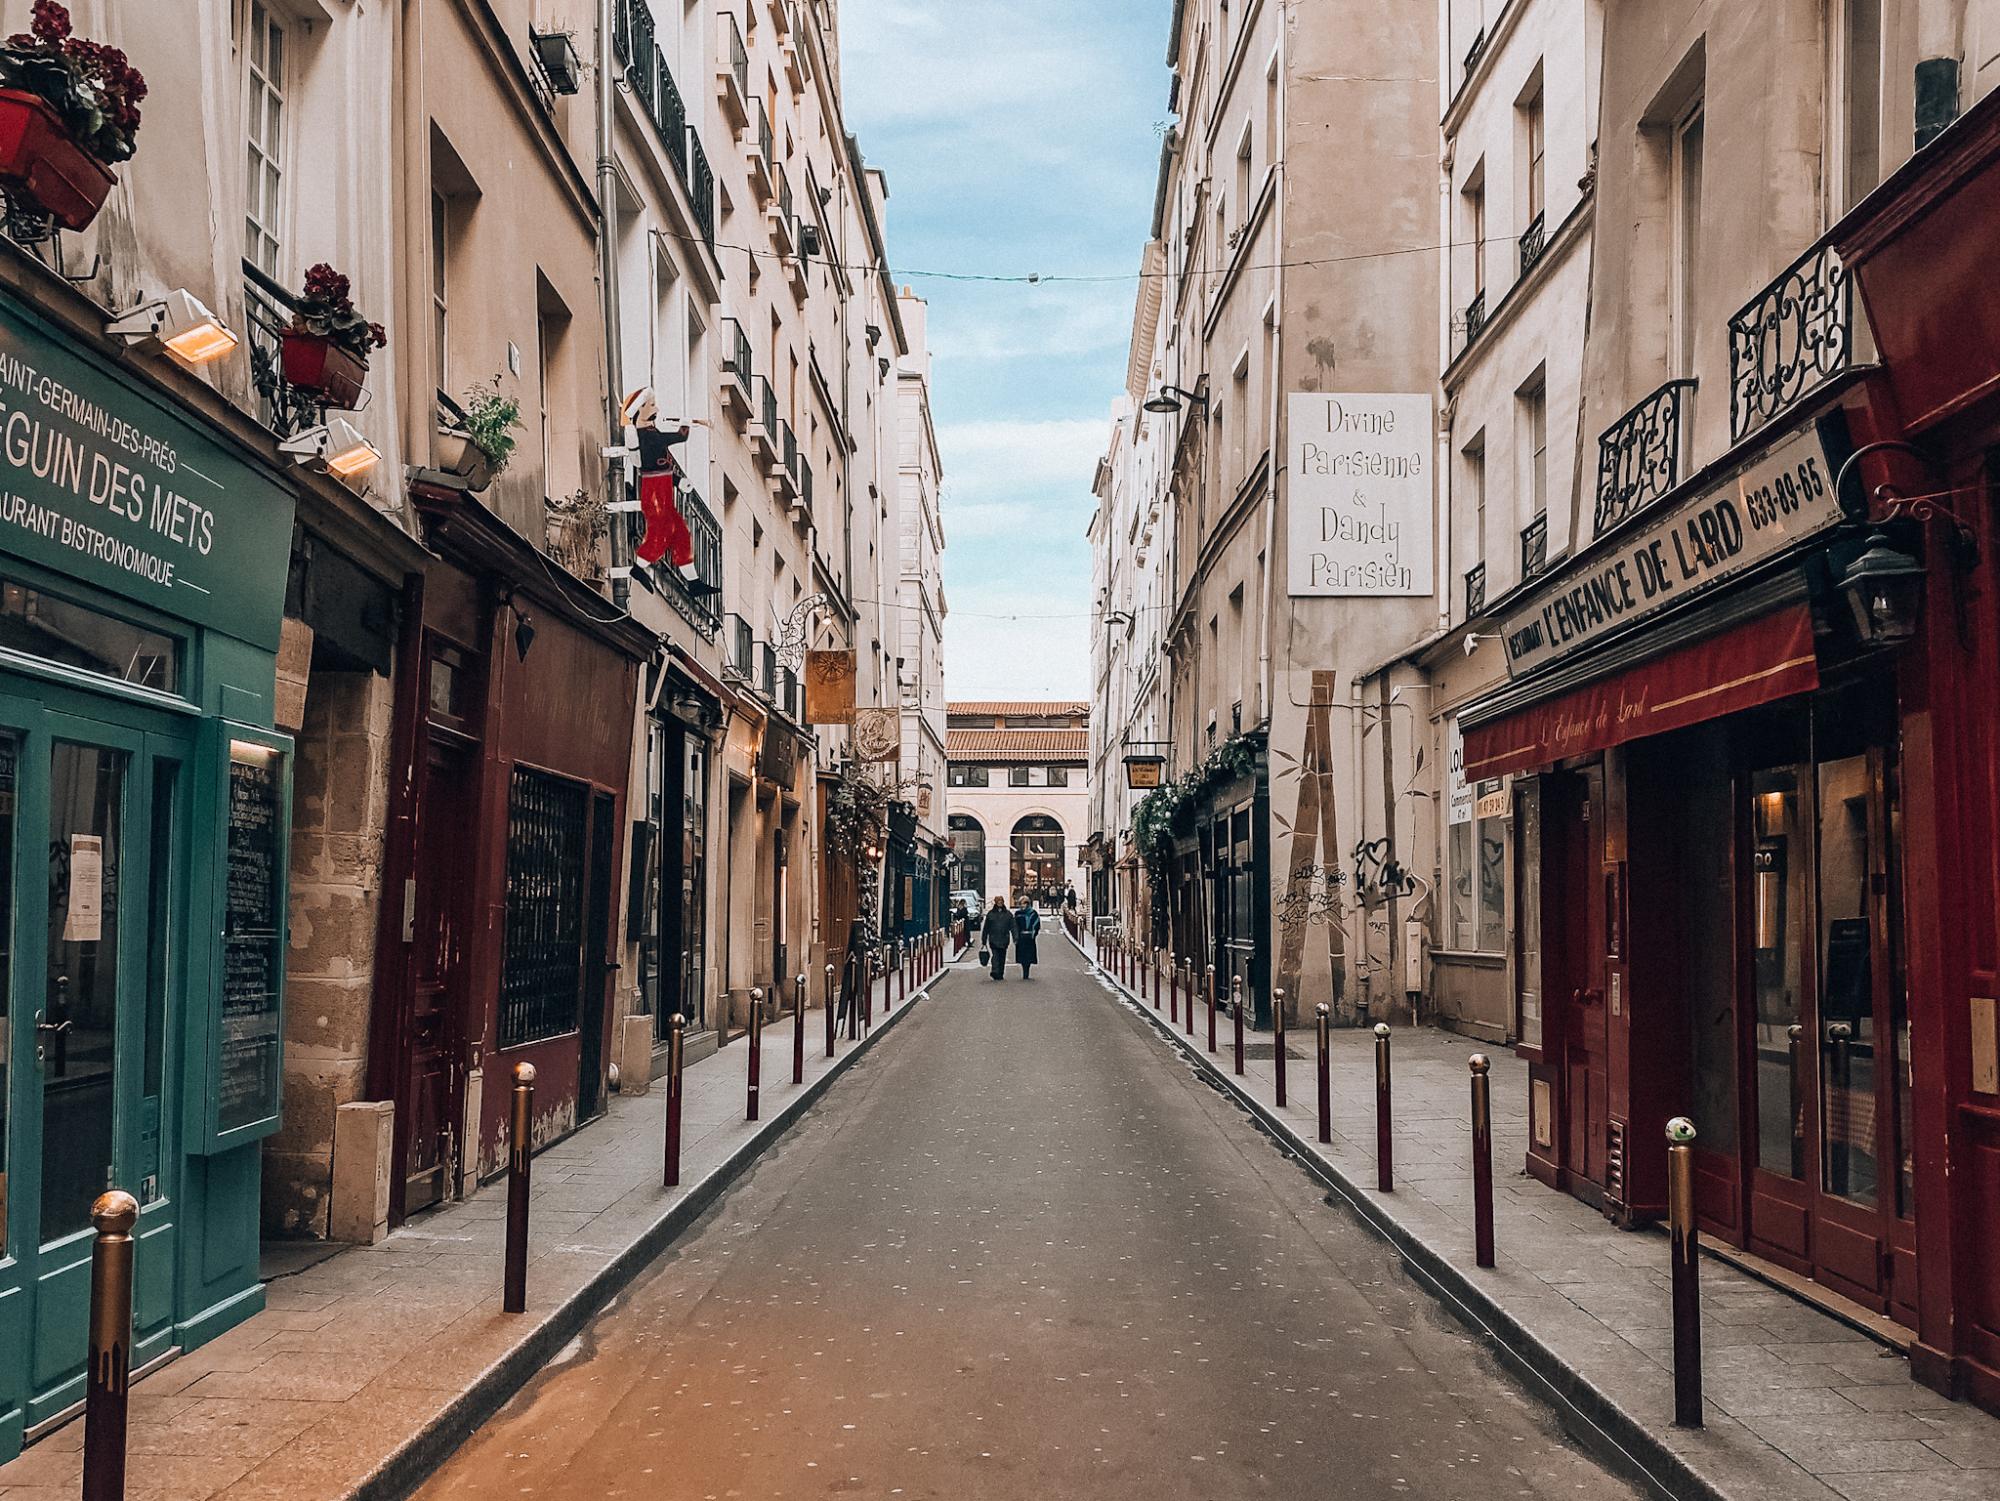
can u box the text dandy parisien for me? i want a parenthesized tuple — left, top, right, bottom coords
(1298, 396, 1425, 591)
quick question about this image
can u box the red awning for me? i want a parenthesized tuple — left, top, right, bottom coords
(1462, 603, 1820, 780)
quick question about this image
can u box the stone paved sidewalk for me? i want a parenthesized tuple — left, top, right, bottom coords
(1076, 934, 2000, 1501)
(0, 956, 947, 1501)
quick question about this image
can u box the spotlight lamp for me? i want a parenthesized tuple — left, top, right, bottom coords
(106, 290, 239, 364)
(279, 417, 382, 479)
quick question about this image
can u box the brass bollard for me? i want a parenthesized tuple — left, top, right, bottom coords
(1470, 1054, 1494, 1268)
(1205, 963, 1217, 1053)
(82, 1190, 138, 1501)
(664, 1014, 686, 1187)
(1375, 1023, 1394, 1192)
(504, 1062, 535, 1312)
(825, 962, 837, 1056)
(1231, 974, 1246, 1076)
(793, 972, 807, 1085)
(1668, 1117, 1703, 1427)
(1273, 987, 1288, 1108)
(748, 985, 764, 1120)
(1316, 1004, 1332, 1144)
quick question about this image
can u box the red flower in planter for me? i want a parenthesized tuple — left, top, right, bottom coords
(280, 262, 387, 409)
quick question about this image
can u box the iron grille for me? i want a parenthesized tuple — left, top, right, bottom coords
(780, 666, 799, 719)
(688, 130, 715, 244)
(776, 163, 794, 227)
(1728, 241, 1851, 444)
(1464, 27, 1488, 77)
(721, 317, 752, 387)
(1465, 561, 1487, 616)
(1518, 212, 1547, 277)
(614, 0, 656, 116)
(780, 419, 798, 478)
(758, 641, 777, 698)
(727, 613, 754, 676)
(758, 376, 778, 437)
(242, 260, 323, 439)
(723, 10, 748, 98)
(661, 482, 722, 636)
(655, 55, 688, 179)
(499, 766, 589, 1048)
(1520, 513, 1548, 579)
(1593, 379, 1696, 536)
(1463, 289, 1487, 346)
(752, 96, 773, 177)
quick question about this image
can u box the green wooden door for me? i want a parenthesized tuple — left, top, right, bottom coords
(0, 689, 190, 1428)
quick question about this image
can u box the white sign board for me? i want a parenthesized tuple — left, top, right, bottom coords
(1288, 392, 1434, 596)
(1447, 722, 1473, 826)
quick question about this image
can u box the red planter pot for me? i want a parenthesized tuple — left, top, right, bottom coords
(280, 331, 370, 410)
(0, 88, 116, 232)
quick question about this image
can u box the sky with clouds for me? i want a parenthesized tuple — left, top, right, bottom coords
(841, 0, 1170, 701)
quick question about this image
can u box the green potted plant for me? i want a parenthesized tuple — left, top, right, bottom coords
(280, 262, 385, 410)
(435, 377, 521, 489)
(0, 2, 146, 235)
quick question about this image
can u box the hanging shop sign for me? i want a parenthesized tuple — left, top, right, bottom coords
(1499, 424, 1844, 679)
(852, 706, 901, 762)
(1287, 392, 1434, 597)
(804, 648, 856, 724)
(0, 295, 296, 649)
(1124, 753, 1165, 790)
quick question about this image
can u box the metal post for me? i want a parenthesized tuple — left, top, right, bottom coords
(864, 950, 875, 1031)
(1470, 1054, 1494, 1269)
(1668, 1117, 1703, 1427)
(1231, 974, 1246, 1076)
(747, 986, 764, 1120)
(1272, 987, 1288, 1107)
(1316, 1003, 1332, 1145)
(1184, 961, 1194, 1038)
(1206, 964, 1217, 1053)
(793, 972, 806, 1085)
(1151, 949, 1160, 1010)
(504, 1061, 535, 1312)
(664, 1015, 685, 1187)
(825, 963, 837, 1057)
(1374, 1023, 1394, 1191)
(1167, 950, 1176, 1024)
(81, 1190, 137, 1501)
(900, 942, 908, 1002)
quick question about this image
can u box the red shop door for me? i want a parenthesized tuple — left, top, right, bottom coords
(1552, 766, 1611, 1201)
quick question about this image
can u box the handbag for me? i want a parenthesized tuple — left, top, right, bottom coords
(979, 946, 990, 966)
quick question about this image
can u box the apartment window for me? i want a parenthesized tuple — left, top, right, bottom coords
(1464, 436, 1487, 568)
(1672, 105, 1705, 378)
(1836, 0, 1884, 212)
(1047, 766, 1070, 788)
(1008, 765, 1032, 788)
(430, 192, 448, 390)
(949, 764, 989, 789)
(243, 1, 286, 279)
(1234, 124, 1253, 235)
(1519, 377, 1548, 525)
(1464, 169, 1486, 296)
(1522, 83, 1546, 223)
(1448, 722, 1507, 953)
(1231, 352, 1250, 483)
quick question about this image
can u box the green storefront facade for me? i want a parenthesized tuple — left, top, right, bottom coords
(0, 288, 296, 1457)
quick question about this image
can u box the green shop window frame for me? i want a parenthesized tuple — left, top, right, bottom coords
(184, 718, 292, 1152)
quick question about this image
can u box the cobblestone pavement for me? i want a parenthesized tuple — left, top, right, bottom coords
(411, 938, 1640, 1501)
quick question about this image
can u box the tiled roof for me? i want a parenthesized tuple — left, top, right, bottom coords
(946, 700, 1089, 717)
(947, 728, 1089, 762)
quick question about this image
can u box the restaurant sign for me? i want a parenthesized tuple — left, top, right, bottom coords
(0, 296, 296, 651)
(1500, 425, 1844, 678)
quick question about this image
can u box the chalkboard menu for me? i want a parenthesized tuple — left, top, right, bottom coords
(219, 745, 284, 1133)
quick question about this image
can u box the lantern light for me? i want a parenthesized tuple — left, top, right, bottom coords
(1838, 533, 1925, 647)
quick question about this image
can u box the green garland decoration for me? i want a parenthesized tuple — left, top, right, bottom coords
(1130, 730, 1264, 928)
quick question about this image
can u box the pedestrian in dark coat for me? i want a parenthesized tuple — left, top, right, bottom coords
(981, 897, 1015, 981)
(1014, 897, 1041, 978)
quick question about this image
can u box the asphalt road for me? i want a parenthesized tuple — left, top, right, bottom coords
(414, 937, 1639, 1501)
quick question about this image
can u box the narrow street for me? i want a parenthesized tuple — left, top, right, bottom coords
(414, 938, 1637, 1501)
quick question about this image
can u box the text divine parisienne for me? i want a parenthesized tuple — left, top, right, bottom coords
(0, 349, 216, 588)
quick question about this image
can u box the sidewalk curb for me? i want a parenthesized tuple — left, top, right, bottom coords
(354, 966, 947, 1501)
(1067, 933, 1732, 1501)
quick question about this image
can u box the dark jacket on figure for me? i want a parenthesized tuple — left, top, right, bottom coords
(981, 906, 1016, 949)
(1013, 905, 1041, 965)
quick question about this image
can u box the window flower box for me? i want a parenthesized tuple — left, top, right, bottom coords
(280, 331, 368, 411)
(0, 85, 111, 230)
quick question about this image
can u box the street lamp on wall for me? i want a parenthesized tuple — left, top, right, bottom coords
(1838, 533, 1926, 647)
(1143, 384, 1207, 415)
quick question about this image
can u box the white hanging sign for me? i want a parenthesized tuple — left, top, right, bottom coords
(1288, 392, 1434, 597)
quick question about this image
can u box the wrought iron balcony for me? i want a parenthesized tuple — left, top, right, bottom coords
(718, 11, 749, 125)
(1464, 27, 1488, 77)
(748, 96, 774, 196)
(1464, 561, 1487, 617)
(749, 376, 779, 466)
(725, 612, 755, 678)
(687, 129, 714, 244)
(242, 260, 321, 439)
(776, 419, 800, 497)
(1462, 288, 1487, 348)
(1593, 378, 1696, 536)
(720, 317, 752, 409)
(1728, 241, 1852, 445)
(1520, 514, 1548, 580)
(613, 0, 657, 114)
(770, 163, 796, 254)
(1518, 212, 1547, 278)
(657, 479, 721, 636)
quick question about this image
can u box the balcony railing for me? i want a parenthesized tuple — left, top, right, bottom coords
(725, 613, 754, 677)
(242, 260, 321, 439)
(758, 640, 777, 699)
(1518, 212, 1547, 278)
(1593, 378, 1696, 536)
(750, 95, 773, 184)
(755, 375, 778, 435)
(1520, 513, 1548, 580)
(1462, 288, 1487, 347)
(614, 0, 657, 114)
(688, 129, 715, 243)
(1464, 561, 1487, 617)
(1464, 27, 1488, 77)
(721, 317, 752, 387)
(1728, 241, 1852, 445)
(722, 11, 748, 103)
(658, 480, 721, 635)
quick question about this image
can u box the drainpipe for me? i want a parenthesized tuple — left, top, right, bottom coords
(1256, 1, 1288, 730)
(1916, 1, 1967, 148)
(597, 0, 630, 610)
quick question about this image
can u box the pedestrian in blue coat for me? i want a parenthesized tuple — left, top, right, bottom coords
(1014, 895, 1041, 979)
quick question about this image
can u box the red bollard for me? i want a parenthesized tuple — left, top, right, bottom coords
(1668, 1118, 1703, 1427)
(664, 1014, 685, 1186)
(1375, 1023, 1394, 1191)
(1205, 964, 1217, 1053)
(865, 950, 876, 1031)
(793, 972, 806, 1085)
(82, 1191, 137, 1501)
(1151, 948, 1161, 1011)
(1183, 960, 1195, 1039)
(1273, 987, 1288, 1108)
(1168, 954, 1178, 1026)
(1231, 974, 1245, 1076)
(504, 1062, 535, 1313)
(900, 943, 908, 1002)
(1316, 1004, 1332, 1144)
(825, 963, 837, 1057)
(1471, 1054, 1494, 1268)
(747, 986, 764, 1121)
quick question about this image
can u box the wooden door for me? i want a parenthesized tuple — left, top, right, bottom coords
(401, 737, 473, 1214)
(1557, 767, 1610, 1199)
